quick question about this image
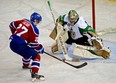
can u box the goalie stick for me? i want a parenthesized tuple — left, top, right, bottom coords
(47, 0, 72, 60)
(47, 0, 55, 24)
(44, 51, 87, 69)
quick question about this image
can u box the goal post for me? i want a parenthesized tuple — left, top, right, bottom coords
(92, 0, 96, 30)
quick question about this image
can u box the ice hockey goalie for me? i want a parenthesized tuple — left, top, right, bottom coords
(49, 10, 111, 60)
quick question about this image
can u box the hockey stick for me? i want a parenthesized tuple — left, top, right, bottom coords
(47, 0, 56, 24)
(44, 51, 87, 69)
(47, 0, 58, 40)
(47, 0, 72, 60)
(47, 1, 88, 65)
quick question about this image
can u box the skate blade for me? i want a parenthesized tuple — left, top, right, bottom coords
(31, 77, 45, 82)
(32, 78, 36, 82)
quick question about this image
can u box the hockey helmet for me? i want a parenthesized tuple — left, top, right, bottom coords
(30, 12, 42, 22)
(68, 10, 79, 24)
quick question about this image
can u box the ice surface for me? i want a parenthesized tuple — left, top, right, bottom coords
(0, 0, 116, 83)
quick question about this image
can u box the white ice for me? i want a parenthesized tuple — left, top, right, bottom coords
(0, 0, 116, 83)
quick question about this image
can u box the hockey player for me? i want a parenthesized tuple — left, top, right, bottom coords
(9, 12, 45, 81)
(50, 10, 110, 61)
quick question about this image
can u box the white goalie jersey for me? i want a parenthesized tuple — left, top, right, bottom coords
(63, 15, 89, 40)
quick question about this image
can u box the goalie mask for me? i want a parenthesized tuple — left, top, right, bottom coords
(68, 10, 79, 25)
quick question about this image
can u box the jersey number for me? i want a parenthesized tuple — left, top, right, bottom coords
(16, 24, 28, 36)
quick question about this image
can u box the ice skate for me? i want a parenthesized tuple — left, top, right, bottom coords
(31, 71, 45, 82)
(22, 66, 31, 69)
(63, 54, 73, 61)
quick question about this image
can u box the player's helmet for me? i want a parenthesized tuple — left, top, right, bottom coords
(68, 10, 79, 25)
(30, 12, 42, 22)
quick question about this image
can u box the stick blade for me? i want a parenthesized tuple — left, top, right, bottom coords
(75, 62, 87, 68)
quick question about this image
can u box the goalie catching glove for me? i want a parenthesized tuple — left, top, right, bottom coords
(83, 33, 103, 49)
(89, 38, 110, 59)
(88, 37, 103, 49)
(84, 33, 110, 59)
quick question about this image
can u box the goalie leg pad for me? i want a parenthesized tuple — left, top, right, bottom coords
(51, 43, 58, 53)
(93, 48, 111, 59)
(51, 42, 58, 53)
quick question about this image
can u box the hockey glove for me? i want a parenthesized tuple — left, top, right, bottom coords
(35, 44, 44, 54)
(88, 37, 104, 49)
